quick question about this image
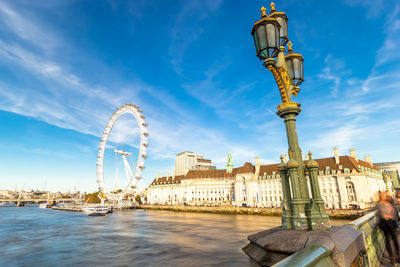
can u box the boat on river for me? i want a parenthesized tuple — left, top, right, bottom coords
(39, 203, 48, 209)
(82, 205, 109, 216)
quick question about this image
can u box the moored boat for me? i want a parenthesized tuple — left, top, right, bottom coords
(82, 205, 109, 216)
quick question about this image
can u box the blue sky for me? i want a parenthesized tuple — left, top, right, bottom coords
(0, 0, 399, 193)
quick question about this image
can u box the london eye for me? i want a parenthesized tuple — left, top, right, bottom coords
(96, 104, 149, 202)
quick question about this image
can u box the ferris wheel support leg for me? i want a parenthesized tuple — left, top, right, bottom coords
(122, 155, 133, 181)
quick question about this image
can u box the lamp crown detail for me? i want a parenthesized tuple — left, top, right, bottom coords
(287, 41, 293, 52)
(280, 155, 284, 161)
(308, 151, 312, 158)
(261, 6, 267, 17)
(270, 2, 276, 13)
(289, 151, 293, 158)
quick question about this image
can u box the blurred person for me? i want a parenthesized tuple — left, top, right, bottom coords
(394, 191, 400, 228)
(378, 191, 400, 264)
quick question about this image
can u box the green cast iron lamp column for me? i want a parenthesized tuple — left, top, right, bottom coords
(251, 2, 330, 230)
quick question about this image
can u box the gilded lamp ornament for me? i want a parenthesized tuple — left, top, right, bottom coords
(251, 6, 281, 59)
(251, 2, 304, 111)
(285, 41, 304, 87)
(269, 2, 289, 46)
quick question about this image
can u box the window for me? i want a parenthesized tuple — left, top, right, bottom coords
(346, 182, 356, 201)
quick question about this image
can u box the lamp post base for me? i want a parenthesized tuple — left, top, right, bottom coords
(308, 199, 331, 230)
(290, 198, 310, 230)
(281, 200, 292, 229)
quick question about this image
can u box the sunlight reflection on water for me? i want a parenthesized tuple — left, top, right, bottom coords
(0, 206, 350, 267)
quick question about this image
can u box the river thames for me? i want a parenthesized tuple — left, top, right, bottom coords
(0, 205, 350, 267)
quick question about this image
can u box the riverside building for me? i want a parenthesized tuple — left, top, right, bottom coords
(374, 161, 400, 190)
(147, 149, 390, 209)
(174, 151, 216, 176)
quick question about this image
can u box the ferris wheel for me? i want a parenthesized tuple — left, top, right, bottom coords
(96, 103, 149, 200)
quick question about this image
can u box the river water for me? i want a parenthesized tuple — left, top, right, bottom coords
(0, 205, 350, 267)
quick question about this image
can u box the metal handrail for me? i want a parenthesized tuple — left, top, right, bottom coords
(271, 244, 331, 267)
(347, 210, 377, 230)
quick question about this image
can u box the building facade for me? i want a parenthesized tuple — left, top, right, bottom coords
(147, 149, 390, 209)
(174, 151, 216, 176)
(374, 161, 400, 190)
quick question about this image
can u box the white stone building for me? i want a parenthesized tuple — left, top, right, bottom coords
(174, 151, 216, 176)
(147, 149, 389, 209)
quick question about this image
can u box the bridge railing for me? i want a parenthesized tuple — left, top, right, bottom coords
(271, 210, 385, 267)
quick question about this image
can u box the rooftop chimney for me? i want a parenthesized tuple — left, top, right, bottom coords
(349, 149, 358, 162)
(364, 155, 372, 165)
(334, 147, 340, 164)
(255, 157, 260, 175)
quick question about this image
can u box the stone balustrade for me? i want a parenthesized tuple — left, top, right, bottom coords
(244, 210, 387, 266)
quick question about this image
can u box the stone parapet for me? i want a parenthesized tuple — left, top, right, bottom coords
(243, 210, 386, 266)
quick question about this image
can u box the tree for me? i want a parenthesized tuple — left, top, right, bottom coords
(85, 193, 100, 203)
(135, 195, 142, 204)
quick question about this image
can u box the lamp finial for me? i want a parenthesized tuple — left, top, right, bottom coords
(261, 6, 267, 17)
(287, 41, 293, 52)
(270, 2, 276, 13)
(289, 151, 293, 158)
(308, 151, 312, 158)
(280, 155, 284, 161)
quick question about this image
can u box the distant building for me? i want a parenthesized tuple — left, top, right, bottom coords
(147, 149, 390, 209)
(174, 151, 216, 176)
(0, 190, 13, 198)
(374, 161, 400, 190)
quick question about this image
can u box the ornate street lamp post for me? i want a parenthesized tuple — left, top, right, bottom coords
(251, 3, 330, 230)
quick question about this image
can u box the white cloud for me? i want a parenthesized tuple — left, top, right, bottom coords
(0, 2, 59, 51)
(317, 55, 351, 96)
(344, 0, 386, 18)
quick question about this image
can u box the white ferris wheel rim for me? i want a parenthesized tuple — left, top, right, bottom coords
(96, 103, 148, 198)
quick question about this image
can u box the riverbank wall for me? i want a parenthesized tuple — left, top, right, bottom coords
(139, 204, 367, 219)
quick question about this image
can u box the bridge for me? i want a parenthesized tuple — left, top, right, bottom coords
(0, 198, 81, 204)
(243, 210, 396, 266)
